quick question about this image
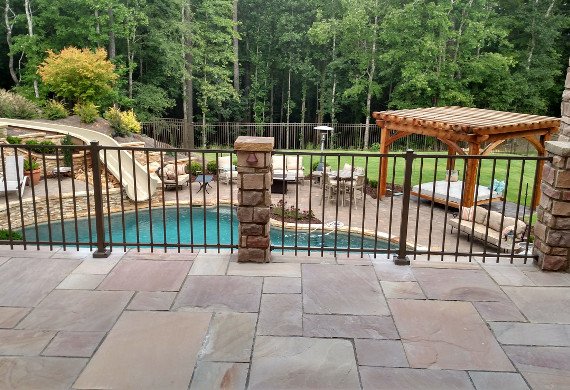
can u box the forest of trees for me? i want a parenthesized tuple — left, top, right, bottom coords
(1, 0, 569, 136)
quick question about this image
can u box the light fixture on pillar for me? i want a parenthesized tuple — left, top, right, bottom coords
(246, 153, 258, 164)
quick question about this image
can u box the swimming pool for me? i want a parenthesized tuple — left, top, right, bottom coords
(23, 206, 393, 252)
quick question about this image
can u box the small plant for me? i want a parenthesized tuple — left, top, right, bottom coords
(24, 158, 39, 171)
(206, 160, 218, 174)
(6, 136, 22, 144)
(311, 160, 330, 172)
(61, 134, 75, 167)
(105, 106, 142, 137)
(25, 140, 56, 154)
(271, 199, 317, 222)
(0, 89, 41, 119)
(74, 102, 99, 123)
(43, 100, 68, 119)
(0, 229, 23, 240)
(370, 142, 380, 152)
(186, 161, 202, 176)
(367, 178, 378, 188)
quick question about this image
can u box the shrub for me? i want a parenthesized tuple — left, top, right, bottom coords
(206, 160, 218, 174)
(24, 159, 39, 171)
(311, 160, 330, 172)
(6, 136, 22, 144)
(38, 47, 118, 104)
(74, 102, 99, 123)
(0, 229, 23, 241)
(370, 142, 380, 152)
(43, 100, 68, 120)
(25, 140, 56, 154)
(105, 107, 142, 137)
(0, 89, 41, 119)
(61, 134, 75, 167)
(367, 178, 378, 188)
(187, 161, 202, 176)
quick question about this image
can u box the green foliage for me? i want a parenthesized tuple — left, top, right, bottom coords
(369, 143, 380, 152)
(105, 107, 142, 137)
(43, 100, 68, 119)
(25, 140, 56, 154)
(23, 159, 39, 171)
(60, 134, 75, 167)
(132, 83, 175, 121)
(206, 160, 218, 174)
(0, 229, 23, 241)
(6, 136, 22, 145)
(38, 47, 118, 105)
(74, 102, 99, 123)
(311, 160, 330, 172)
(187, 161, 203, 176)
(367, 178, 378, 188)
(0, 90, 41, 119)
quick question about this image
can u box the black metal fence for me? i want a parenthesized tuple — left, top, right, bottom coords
(0, 142, 548, 264)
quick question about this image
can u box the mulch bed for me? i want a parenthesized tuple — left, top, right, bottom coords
(271, 213, 322, 225)
(364, 183, 404, 199)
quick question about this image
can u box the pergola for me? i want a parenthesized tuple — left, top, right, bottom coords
(372, 106, 561, 208)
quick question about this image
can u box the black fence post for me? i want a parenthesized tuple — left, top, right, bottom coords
(394, 149, 414, 265)
(91, 141, 110, 258)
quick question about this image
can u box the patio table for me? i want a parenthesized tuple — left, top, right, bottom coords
(195, 174, 214, 194)
(329, 170, 354, 207)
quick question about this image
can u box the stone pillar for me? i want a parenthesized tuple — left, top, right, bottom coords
(234, 136, 274, 263)
(534, 58, 570, 271)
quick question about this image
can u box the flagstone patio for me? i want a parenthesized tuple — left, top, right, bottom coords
(0, 246, 569, 389)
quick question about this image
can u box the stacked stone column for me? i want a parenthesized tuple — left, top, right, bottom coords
(235, 136, 274, 263)
(534, 58, 570, 271)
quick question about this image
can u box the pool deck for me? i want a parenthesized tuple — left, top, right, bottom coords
(0, 246, 569, 389)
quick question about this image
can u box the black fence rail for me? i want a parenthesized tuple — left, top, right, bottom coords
(0, 142, 548, 264)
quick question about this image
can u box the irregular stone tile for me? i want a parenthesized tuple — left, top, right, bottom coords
(359, 367, 473, 390)
(303, 264, 389, 315)
(413, 268, 507, 302)
(50, 248, 93, 260)
(74, 311, 211, 389)
(263, 277, 301, 294)
(303, 314, 398, 339)
(127, 291, 176, 311)
(227, 262, 300, 277)
(355, 339, 408, 367)
(42, 331, 105, 358)
(189, 257, 229, 275)
(271, 253, 336, 264)
(412, 261, 481, 269)
(0, 308, 31, 329)
(469, 371, 529, 390)
(0, 257, 80, 307)
(190, 362, 248, 390)
(18, 290, 132, 332)
(0, 329, 55, 356)
(249, 336, 360, 390)
(99, 260, 191, 292)
(389, 299, 513, 371)
(373, 262, 416, 282)
(201, 312, 256, 362)
(258, 294, 302, 336)
(72, 257, 120, 275)
(336, 256, 372, 265)
(473, 301, 526, 322)
(503, 287, 570, 324)
(481, 264, 535, 286)
(123, 248, 198, 261)
(505, 346, 570, 389)
(0, 356, 86, 389)
(56, 274, 105, 290)
(0, 256, 10, 266)
(491, 323, 570, 347)
(173, 276, 262, 312)
(381, 281, 425, 299)
(0, 247, 59, 259)
(521, 270, 570, 286)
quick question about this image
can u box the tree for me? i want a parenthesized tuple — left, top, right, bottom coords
(38, 47, 118, 104)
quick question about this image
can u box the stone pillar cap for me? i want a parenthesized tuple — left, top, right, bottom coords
(234, 136, 274, 152)
(546, 141, 570, 157)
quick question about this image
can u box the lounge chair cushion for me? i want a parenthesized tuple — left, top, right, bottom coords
(286, 156, 302, 170)
(272, 156, 285, 170)
(473, 207, 488, 225)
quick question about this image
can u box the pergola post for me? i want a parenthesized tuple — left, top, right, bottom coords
(462, 143, 480, 208)
(378, 126, 389, 198)
(446, 147, 456, 171)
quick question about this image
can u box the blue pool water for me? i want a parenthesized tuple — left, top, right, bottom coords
(23, 206, 392, 252)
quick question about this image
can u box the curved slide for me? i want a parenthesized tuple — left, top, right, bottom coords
(0, 118, 158, 202)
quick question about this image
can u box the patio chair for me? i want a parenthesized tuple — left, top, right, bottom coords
(218, 155, 237, 185)
(347, 175, 365, 205)
(285, 155, 305, 185)
(156, 163, 189, 190)
(320, 173, 343, 205)
(0, 156, 27, 197)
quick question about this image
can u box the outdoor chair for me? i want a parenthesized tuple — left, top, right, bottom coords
(0, 156, 27, 197)
(217, 155, 237, 185)
(156, 163, 189, 190)
(320, 173, 343, 205)
(347, 174, 366, 206)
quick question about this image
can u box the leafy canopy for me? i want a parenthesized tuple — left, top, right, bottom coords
(38, 47, 118, 104)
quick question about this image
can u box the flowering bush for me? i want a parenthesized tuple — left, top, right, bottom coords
(271, 199, 316, 221)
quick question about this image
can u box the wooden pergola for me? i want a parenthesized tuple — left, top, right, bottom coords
(372, 106, 560, 208)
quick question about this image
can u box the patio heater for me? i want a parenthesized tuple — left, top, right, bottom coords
(313, 125, 334, 171)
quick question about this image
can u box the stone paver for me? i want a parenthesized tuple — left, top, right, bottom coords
(505, 346, 570, 389)
(122, 248, 198, 261)
(303, 314, 399, 339)
(190, 362, 249, 390)
(227, 262, 301, 277)
(56, 274, 105, 290)
(257, 294, 302, 336)
(472, 301, 526, 322)
(359, 367, 474, 390)
(389, 299, 514, 371)
(72, 257, 120, 274)
(373, 261, 416, 281)
(18, 290, 132, 332)
(481, 264, 536, 286)
(0, 257, 80, 307)
(127, 291, 176, 311)
(249, 336, 360, 390)
(469, 371, 530, 390)
(303, 264, 389, 315)
(381, 281, 425, 299)
(201, 312, 257, 362)
(0, 256, 10, 266)
(0, 356, 87, 390)
(173, 276, 262, 312)
(491, 322, 570, 346)
(189, 256, 229, 275)
(522, 269, 570, 286)
(98, 259, 191, 291)
(262, 276, 301, 293)
(0, 329, 55, 356)
(74, 311, 211, 390)
(503, 286, 570, 323)
(355, 339, 409, 367)
(42, 331, 105, 358)
(0, 308, 30, 329)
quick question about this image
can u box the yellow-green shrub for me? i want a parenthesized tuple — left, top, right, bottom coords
(74, 102, 99, 123)
(105, 107, 141, 137)
(43, 100, 68, 119)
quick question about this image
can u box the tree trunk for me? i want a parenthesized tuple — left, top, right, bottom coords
(232, 0, 239, 92)
(4, 0, 18, 85)
(24, 0, 38, 97)
(182, 1, 194, 149)
(364, 10, 379, 150)
(286, 65, 291, 149)
(300, 83, 306, 149)
(108, 8, 116, 60)
(127, 39, 134, 99)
